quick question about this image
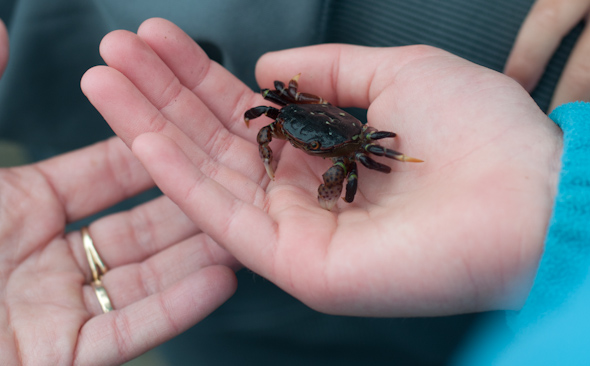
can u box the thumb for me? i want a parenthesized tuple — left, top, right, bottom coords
(254, 44, 443, 109)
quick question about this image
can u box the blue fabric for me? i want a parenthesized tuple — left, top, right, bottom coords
(455, 102, 590, 365)
(513, 102, 590, 328)
(456, 275, 590, 365)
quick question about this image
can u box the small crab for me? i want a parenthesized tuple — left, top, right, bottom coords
(244, 74, 423, 210)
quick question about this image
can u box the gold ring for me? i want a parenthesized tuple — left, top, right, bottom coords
(81, 226, 113, 313)
(92, 281, 114, 314)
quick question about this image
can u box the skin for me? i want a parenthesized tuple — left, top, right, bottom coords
(83, 19, 562, 318)
(0, 19, 237, 366)
(0, 20, 7, 77)
(505, 0, 590, 111)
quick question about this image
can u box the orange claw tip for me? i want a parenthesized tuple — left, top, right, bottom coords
(244, 117, 250, 128)
(292, 73, 301, 82)
(396, 154, 423, 163)
(404, 156, 424, 163)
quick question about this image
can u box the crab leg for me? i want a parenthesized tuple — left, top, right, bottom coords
(357, 153, 392, 173)
(318, 158, 357, 210)
(244, 106, 280, 127)
(344, 162, 358, 203)
(260, 89, 289, 106)
(287, 74, 329, 105)
(365, 144, 424, 163)
(367, 130, 397, 140)
(257, 74, 329, 107)
(243, 106, 283, 180)
(256, 125, 277, 180)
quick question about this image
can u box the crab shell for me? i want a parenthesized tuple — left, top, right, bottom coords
(278, 104, 367, 157)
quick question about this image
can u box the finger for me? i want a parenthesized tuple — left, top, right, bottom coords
(136, 18, 261, 138)
(82, 232, 238, 315)
(132, 133, 278, 279)
(81, 65, 176, 148)
(83, 65, 267, 205)
(81, 65, 203, 172)
(96, 29, 201, 143)
(101, 26, 256, 173)
(100, 21, 263, 175)
(254, 44, 445, 108)
(66, 195, 200, 276)
(549, 22, 590, 110)
(75, 265, 236, 365)
(0, 138, 150, 264)
(98, 22, 255, 149)
(84, 34, 265, 183)
(36, 137, 153, 222)
(253, 43, 459, 145)
(0, 19, 8, 77)
(504, 0, 590, 91)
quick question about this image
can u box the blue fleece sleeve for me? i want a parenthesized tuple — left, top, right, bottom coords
(454, 102, 590, 366)
(510, 101, 590, 328)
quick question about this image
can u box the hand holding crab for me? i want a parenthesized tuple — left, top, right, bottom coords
(86, 19, 561, 318)
(245, 74, 422, 210)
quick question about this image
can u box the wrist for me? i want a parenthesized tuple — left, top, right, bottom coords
(510, 101, 590, 328)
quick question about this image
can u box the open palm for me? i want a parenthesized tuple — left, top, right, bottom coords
(0, 138, 237, 365)
(83, 18, 562, 318)
(0, 18, 233, 365)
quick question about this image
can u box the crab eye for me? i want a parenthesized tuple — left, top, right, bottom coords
(309, 141, 321, 150)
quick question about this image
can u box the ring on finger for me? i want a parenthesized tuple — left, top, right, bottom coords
(81, 226, 113, 313)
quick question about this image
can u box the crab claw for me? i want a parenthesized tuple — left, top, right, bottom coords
(365, 144, 424, 163)
(317, 164, 346, 211)
(395, 155, 424, 163)
(264, 159, 275, 180)
(318, 190, 340, 211)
